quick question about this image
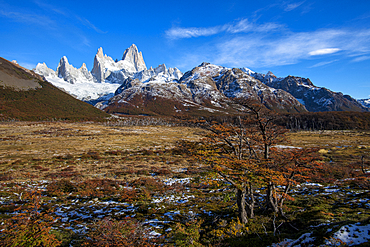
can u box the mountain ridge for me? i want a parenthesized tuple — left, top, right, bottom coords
(33, 44, 368, 116)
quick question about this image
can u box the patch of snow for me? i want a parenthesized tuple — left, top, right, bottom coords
(274, 145, 302, 149)
(325, 223, 370, 246)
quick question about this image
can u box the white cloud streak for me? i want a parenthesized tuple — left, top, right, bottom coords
(77, 17, 107, 34)
(165, 26, 226, 39)
(309, 60, 338, 68)
(309, 48, 341, 56)
(165, 18, 284, 39)
(284, 1, 305, 11)
(172, 26, 370, 69)
(351, 56, 370, 62)
(0, 10, 55, 27)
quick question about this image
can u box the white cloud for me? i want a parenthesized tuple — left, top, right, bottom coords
(309, 48, 341, 56)
(284, 1, 305, 11)
(173, 27, 370, 69)
(165, 18, 283, 39)
(77, 17, 107, 34)
(351, 56, 370, 62)
(165, 26, 226, 39)
(309, 60, 338, 68)
(0, 10, 55, 27)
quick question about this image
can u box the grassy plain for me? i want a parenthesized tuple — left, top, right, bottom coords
(0, 122, 369, 246)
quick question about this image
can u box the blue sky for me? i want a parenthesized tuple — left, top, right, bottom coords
(1, 0, 370, 99)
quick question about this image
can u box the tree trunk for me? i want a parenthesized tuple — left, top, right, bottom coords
(236, 188, 248, 224)
(264, 144, 269, 159)
(266, 182, 278, 213)
(246, 182, 255, 218)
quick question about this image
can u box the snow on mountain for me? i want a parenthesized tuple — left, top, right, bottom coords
(34, 44, 182, 103)
(34, 62, 120, 101)
(105, 62, 306, 115)
(358, 98, 370, 108)
(121, 44, 146, 72)
(242, 68, 368, 112)
(34, 44, 366, 115)
(56, 56, 95, 84)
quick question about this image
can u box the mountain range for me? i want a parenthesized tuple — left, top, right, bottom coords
(34, 44, 369, 116)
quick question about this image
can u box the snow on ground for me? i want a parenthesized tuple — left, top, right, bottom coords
(274, 145, 302, 149)
(327, 223, 370, 246)
(2, 173, 369, 245)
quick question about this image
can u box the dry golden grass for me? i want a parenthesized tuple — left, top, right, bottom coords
(0, 122, 203, 182)
(1, 123, 369, 183)
(0, 122, 202, 161)
(286, 130, 370, 148)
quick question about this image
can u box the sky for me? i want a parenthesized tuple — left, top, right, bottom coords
(1, 0, 370, 99)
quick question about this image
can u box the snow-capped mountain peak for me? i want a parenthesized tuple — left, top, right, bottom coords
(34, 44, 183, 103)
(121, 44, 146, 72)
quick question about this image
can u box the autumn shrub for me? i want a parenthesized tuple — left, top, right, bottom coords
(137, 169, 150, 176)
(77, 179, 121, 198)
(141, 149, 154, 156)
(47, 179, 77, 196)
(105, 150, 127, 156)
(151, 167, 172, 176)
(168, 219, 204, 247)
(118, 187, 137, 203)
(0, 173, 13, 181)
(82, 217, 155, 247)
(82, 151, 101, 160)
(0, 191, 61, 247)
(56, 154, 74, 160)
(131, 177, 164, 192)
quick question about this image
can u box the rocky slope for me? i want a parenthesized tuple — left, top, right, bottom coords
(242, 68, 368, 112)
(104, 63, 306, 116)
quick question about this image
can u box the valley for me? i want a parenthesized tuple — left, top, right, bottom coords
(0, 120, 369, 246)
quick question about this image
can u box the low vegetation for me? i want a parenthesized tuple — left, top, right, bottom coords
(0, 115, 369, 246)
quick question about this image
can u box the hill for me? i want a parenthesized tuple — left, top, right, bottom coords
(0, 57, 109, 121)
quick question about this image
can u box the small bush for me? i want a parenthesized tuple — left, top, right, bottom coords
(82, 217, 155, 247)
(47, 179, 77, 196)
(131, 177, 164, 192)
(0, 191, 61, 247)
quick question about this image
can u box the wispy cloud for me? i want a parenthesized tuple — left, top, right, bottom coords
(0, 10, 55, 27)
(284, 1, 305, 11)
(309, 60, 338, 68)
(77, 17, 107, 34)
(165, 18, 284, 39)
(171, 26, 370, 69)
(33, 0, 68, 16)
(165, 26, 225, 39)
(351, 56, 370, 62)
(34, 0, 106, 35)
(309, 48, 341, 56)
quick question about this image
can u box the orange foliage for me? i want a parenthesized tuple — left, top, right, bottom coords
(83, 217, 156, 247)
(0, 191, 61, 247)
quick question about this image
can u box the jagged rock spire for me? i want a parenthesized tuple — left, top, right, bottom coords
(122, 44, 147, 72)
